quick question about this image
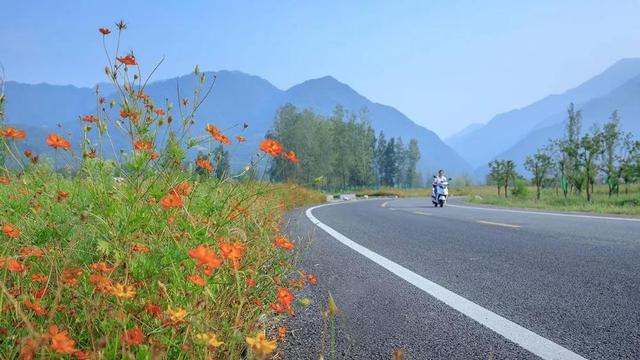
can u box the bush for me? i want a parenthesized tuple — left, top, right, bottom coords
(511, 178, 530, 198)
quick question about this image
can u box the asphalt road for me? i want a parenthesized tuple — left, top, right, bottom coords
(279, 197, 640, 360)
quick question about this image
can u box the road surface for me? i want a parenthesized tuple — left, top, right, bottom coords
(280, 197, 640, 359)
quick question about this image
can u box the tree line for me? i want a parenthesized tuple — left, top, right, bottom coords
(488, 103, 640, 201)
(267, 104, 422, 190)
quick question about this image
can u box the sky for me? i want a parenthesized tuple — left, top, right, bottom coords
(1, 0, 640, 138)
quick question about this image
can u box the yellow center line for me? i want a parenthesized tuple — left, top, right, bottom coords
(477, 220, 521, 228)
(413, 211, 432, 216)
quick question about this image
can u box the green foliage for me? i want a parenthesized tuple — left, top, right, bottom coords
(267, 105, 421, 190)
(511, 178, 529, 197)
(488, 159, 518, 197)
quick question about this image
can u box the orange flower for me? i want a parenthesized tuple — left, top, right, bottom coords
(34, 288, 48, 299)
(121, 327, 144, 346)
(6, 258, 26, 273)
(0, 176, 9, 185)
(160, 192, 183, 209)
(188, 245, 222, 269)
(81, 114, 97, 123)
(91, 262, 115, 272)
(132, 243, 150, 253)
(278, 326, 286, 341)
(149, 152, 159, 160)
(220, 242, 245, 261)
(134, 139, 153, 151)
(24, 149, 32, 158)
(98, 27, 111, 35)
(57, 191, 70, 202)
(273, 236, 295, 251)
(282, 150, 299, 164)
(46, 133, 71, 150)
(31, 273, 49, 284)
(187, 274, 205, 287)
(110, 283, 136, 299)
(165, 307, 187, 323)
(196, 158, 213, 173)
(307, 273, 317, 285)
(88, 274, 112, 293)
(236, 135, 246, 143)
(246, 278, 257, 287)
(260, 139, 283, 157)
(49, 325, 77, 354)
(116, 54, 137, 66)
(173, 182, 192, 196)
(61, 267, 83, 286)
(206, 124, 232, 145)
(24, 299, 47, 316)
(20, 246, 45, 257)
(0, 127, 26, 140)
(277, 287, 294, 310)
(145, 303, 160, 318)
(3, 223, 21, 238)
(154, 108, 165, 116)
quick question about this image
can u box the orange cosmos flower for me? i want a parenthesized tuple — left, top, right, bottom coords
(3, 223, 21, 238)
(187, 274, 206, 287)
(165, 307, 187, 323)
(277, 287, 294, 310)
(195, 332, 224, 348)
(196, 158, 213, 173)
(149, 152, 159, 160)
(134, 139, 153, 151)
(0, 176, 9, 185)
(154, 108, 165, 116)
(46, 133, 71, 150)
(145, 303, 161, 318)
(6, 258, 27, 273)
(308, 273, 317, 285)
(91, 262, 115, 272)
(57, 191, 70, 202)
(24, 299, 47, 316)
(245, 332, 277, 357)
(88, 274, 112, 293)
(132, 243, 150, 253)
(278, 326, 287, 341)
(188, 245, 222, 269)
(0, 127, 26, 140)
(236, 135, 246, 143)
(260, 139, 283, 157)
(282, 150, 299, 164)
(48, 325, 77, 354)
(160, 192, 183, 209)
(110, 283, 136, 299)
(173, 182, 192, 196)
(24, 149, 32, 158)
(220, 242, 246, 261)
(34, 287, 48, 299)
(81, 114, 97, 123)
(61, 268, 83, 286)
(98, 27, 111, 35)
(273, 236, 295, 251)
(19, 246, 44, 257)
(116, 54, 137, 66)
(121, 327, 145, 346)
(31, 273, 49, 284)
(246, 278, 257, 287)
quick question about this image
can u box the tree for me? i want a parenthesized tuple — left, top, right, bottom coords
(524, 150, 553, 200)
(564, 103, 584, 194)
(578, 126, 604, 202)
(488, 160, 517, 197)
(382, 138, 398, 187)
(600, 111, 622, 196)
(394, 137, 407, 187)
(405, 139, 421, 187)
(375, 131, 387, 186)
(488, 160, 504, 196)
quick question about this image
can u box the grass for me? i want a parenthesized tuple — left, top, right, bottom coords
(354, 187, 431, 198)
(0, 167, 324, 358)
(461, 184, 640, 215)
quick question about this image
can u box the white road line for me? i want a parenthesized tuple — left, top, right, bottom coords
(306, 202, 588, 360)
(448, 203, 640, 222)
(413, 211, 432, 216)
(477, 220, 521, 228)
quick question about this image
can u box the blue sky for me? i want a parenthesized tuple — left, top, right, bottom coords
(1, 0, 639, 137)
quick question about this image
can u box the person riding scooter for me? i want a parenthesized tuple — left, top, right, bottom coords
(432, 170, 450, 207)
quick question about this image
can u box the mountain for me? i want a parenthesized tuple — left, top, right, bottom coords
(3, 72, 471, 176)
(482, 73, 640, 178)
(445, 123, 483, 144)
(448, 58, 640, 169)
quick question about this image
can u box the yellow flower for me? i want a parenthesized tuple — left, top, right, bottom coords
(195, 332, 224, 347)
(166, 307, 187, 323)
(110, 284, 136, 299)
(245, 331, 277, 357)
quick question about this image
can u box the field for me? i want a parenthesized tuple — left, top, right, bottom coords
(458, 184, 640, 215)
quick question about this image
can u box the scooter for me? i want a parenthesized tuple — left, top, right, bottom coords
(432, 177, 451, 207)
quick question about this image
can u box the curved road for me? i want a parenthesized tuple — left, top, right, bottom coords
(280, 198, 640, 359)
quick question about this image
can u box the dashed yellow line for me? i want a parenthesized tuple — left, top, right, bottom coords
(477, 220, 521, 228)
(413, 211, 432, 216)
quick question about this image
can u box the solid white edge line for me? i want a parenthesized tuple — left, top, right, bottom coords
(447, 203, 640, 222)
(306, 201, 588, 360)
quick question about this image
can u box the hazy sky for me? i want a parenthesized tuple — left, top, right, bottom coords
(2, 1, 640, 137)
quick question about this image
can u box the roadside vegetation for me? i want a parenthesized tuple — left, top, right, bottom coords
(266, 105, 423, 191)
(482, 103, 640, 215)
(0, 22, 324, 359)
